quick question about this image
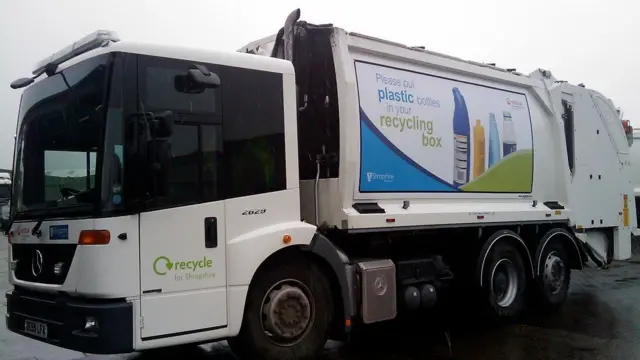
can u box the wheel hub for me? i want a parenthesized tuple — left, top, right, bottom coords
(261, 282, 313, 344)
(490, 259, 519, 308)
(543, 252, 565, 294)
(493, 271, 508, 296)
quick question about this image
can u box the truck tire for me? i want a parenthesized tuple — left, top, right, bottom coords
(480, 241, 527, 320)
(531, 240, 571, 311)
(228, 256, 333, 360)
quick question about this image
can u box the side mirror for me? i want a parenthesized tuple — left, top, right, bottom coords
(152, 110, 174, 138)
(10, 77, 35, 90)
(187, 65, 221, 89)
(174, 64, 221, 94)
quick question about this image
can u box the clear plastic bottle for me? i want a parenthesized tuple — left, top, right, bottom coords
(452, 87, 470, 187)
(502, 111, 517, 157)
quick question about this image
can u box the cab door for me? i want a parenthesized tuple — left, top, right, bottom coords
(136, 55, 227, 339)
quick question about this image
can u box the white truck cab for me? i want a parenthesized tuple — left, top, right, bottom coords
(3, 10, 636, 360)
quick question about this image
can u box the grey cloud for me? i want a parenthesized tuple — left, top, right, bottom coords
(0, 0, 637, 168)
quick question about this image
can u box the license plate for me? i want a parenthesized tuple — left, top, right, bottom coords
(24, 319, 48, 339)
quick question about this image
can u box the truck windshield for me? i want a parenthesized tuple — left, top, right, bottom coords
(11, 53, 124, 219)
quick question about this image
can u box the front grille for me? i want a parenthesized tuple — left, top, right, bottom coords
(11, 244, 77, 285)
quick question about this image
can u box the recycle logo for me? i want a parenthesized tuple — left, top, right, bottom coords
(153, 256, 173, 275)
(152, 255, 213, 276)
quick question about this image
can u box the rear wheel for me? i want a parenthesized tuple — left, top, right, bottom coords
(228, 256, 333, 360)
(531, 240, 571, 312)
(479, 241, 527, 321)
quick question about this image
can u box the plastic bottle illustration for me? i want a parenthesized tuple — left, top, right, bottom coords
(488, 112, 501, 167)
(473, 120, 486, 178)
(502, 111, 517, 157)
(452, 87, 470, 187)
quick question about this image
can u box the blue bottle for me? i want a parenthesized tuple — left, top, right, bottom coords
(488, 112, 501, 167)
(452, 87, 470, 187)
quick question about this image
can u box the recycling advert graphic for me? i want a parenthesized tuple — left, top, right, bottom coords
(356, 61, 534, 193)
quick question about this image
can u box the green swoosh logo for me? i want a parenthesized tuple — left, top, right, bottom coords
(153, 256, 173, 276)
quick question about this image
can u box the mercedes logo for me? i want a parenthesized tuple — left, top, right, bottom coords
(31, 250, 43, 277)
(374, 276, 387, 295)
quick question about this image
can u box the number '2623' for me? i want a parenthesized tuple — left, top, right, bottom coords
(242, 209, 266, 216)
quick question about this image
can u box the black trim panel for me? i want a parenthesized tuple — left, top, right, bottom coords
(141, 325, 226, 341)
(347, 219, 571, 233)
(142, 289, 162, 294)
(543, 201, 565, 210)
(6, 289, 134, 354)
(308, 233, 354, 329)
(352, 202, 385, 214)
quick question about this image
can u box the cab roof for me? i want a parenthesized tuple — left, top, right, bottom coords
(27, 30, 294, 89)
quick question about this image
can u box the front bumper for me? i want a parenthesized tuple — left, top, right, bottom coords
(5, 288, 134, 354)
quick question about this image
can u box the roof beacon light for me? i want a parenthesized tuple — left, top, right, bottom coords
(32, 30, 120, 76)
(11, 30, 120, 89)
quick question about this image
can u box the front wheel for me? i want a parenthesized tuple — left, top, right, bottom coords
(479, 241, 527, 321)
(228, 256, 333, 360)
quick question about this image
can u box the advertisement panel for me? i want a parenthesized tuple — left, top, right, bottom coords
(356, 61, 534, 193)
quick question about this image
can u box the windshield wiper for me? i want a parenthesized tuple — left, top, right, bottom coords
(30, 200, 60, 237)
(4, 196, 89, 237)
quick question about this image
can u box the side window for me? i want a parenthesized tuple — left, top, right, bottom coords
(138, 56, 222, 209)
(142, 60, 217, 116)
(202, 124, 223, 201)
(137, 56, 286, 208)
(561, 99, 575, 175)
(221, 66, 286, 198)
(167, 124, 200, 204)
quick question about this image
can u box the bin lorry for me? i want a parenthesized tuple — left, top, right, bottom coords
(3, 9, 637, 360)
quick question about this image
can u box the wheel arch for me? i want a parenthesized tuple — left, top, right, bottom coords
(246, 233, 353, 339)
(534, 227, 583, 274)
(477, 229, 535, 287)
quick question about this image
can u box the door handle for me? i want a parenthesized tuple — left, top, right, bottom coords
(204, 217, 218, 248)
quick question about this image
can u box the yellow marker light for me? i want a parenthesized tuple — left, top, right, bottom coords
(623, 194, 630, 227)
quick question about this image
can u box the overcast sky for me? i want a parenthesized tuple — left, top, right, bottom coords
(0, 0, 637, 169)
